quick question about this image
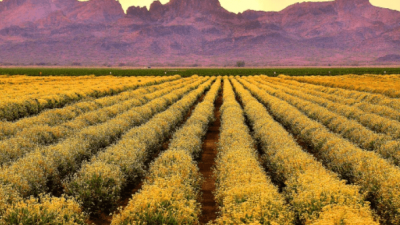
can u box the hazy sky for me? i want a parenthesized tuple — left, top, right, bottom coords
(117, 0, 400, 13)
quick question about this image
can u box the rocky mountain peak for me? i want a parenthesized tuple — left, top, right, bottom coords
(68, 0, 124, 23)
(126, 5, 151, 19)
(335, 0, 371, 11)
(168, 0, 222, 11)
(147, 0, 229, 18)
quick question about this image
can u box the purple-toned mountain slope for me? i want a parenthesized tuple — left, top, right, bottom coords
(0, 0, 399, 66)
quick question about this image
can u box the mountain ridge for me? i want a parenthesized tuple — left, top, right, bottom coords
(0, 0, 399, 66)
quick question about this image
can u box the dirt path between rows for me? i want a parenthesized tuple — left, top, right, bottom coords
(198, 84, 223, 224)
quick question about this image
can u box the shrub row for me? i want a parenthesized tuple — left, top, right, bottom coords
(111, 78, 221, 224)
(211, 77, 294, 224)
(282, 75, 400, 109)
(64, 77, 215, 215)
(257, 78, 400, 139)
(272, 78, 400, 122)
(0, 75, 181, 140)
(241, 77, 400, 224)
(233, 78, 377, 224)
(252, 78, 400, 166)
(0, 77, 192, 166)
(0, 77, 207, 212)
(281, 75, 400, 98)
(0, 76, 178, 121)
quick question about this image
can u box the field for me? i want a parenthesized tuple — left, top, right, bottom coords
(1, 74, 400, 224)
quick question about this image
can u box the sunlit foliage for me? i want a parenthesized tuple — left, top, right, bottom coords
(65, 77, 214, 215)
(211, 77, 294, 224)
(111, 78, 221, 224)
(0, 75, 179, 121)
(233, 77, 377, 224)
(241, 76, 400, 224)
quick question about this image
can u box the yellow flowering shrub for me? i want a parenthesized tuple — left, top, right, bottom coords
(281, 74, 400, 98)
(111, 78, 221, 225)
(0, 75, 182, 139)
(257, 77, 400, 139)
(0, 194, 87, 225)
(232, 78, 377, 224)
(0, 77, 207, 199)
(311, 205, 378, 225)
(269, 78, 400, 122)
(112, 170, 201, 225)
(211, 77, 294, 225)
(0, 184, 22, 216)
(63, 161, 125, 214)
(65, 77, 214, 215)
(240, 77, 400, 224)
(250, 78, 400, 167)
(0, 75, 179, 121)
(281, 75, 400, 111)
(0, 77, 193, 166)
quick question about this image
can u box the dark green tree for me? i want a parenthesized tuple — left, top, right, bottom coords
(236, 61, 245, 67)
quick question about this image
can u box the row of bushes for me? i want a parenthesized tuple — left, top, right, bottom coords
(242, 76, 400, 224)
(258, 78, 400, 166)
(64, 77, 215, 215)
(273, 78, 400, 123)
(111, 78, 221, 224)
(212, 77, 294, 224)
(234, 77, 377, 224)
(0, 77, 191, 166)
(283, 75, 400, 98)
(0, 76, 178, 121)
(0, 77, 207, 216)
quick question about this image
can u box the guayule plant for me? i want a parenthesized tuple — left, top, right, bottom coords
(64, 161, 124, 215)
(1, 194, 87, 225)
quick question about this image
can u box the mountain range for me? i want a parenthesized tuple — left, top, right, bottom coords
(0, 0, 399, 67)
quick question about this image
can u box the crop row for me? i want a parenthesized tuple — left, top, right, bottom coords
(258, 78, 400, 139)
(0, 76, 179, 121)
(0, 77, 193, 166)
(1, 75, 111, 99)
(1, 76, 138, 99)
(0, 75, 181, 140)
(272, 78, 400, 122)
(0, 77, 208, 217)
(112, 77, 221, 224)
(241, 77, 400, 224)
(232, 77, 377, 224)
(251, 78, 400, 167)
(64, 77, 215, 215)
(211, 77, 293, 224)
(282, 76, 400, 111)
(282, 75, 400, 98)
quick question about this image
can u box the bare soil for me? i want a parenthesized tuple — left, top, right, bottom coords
(198, 84, 223, 224)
